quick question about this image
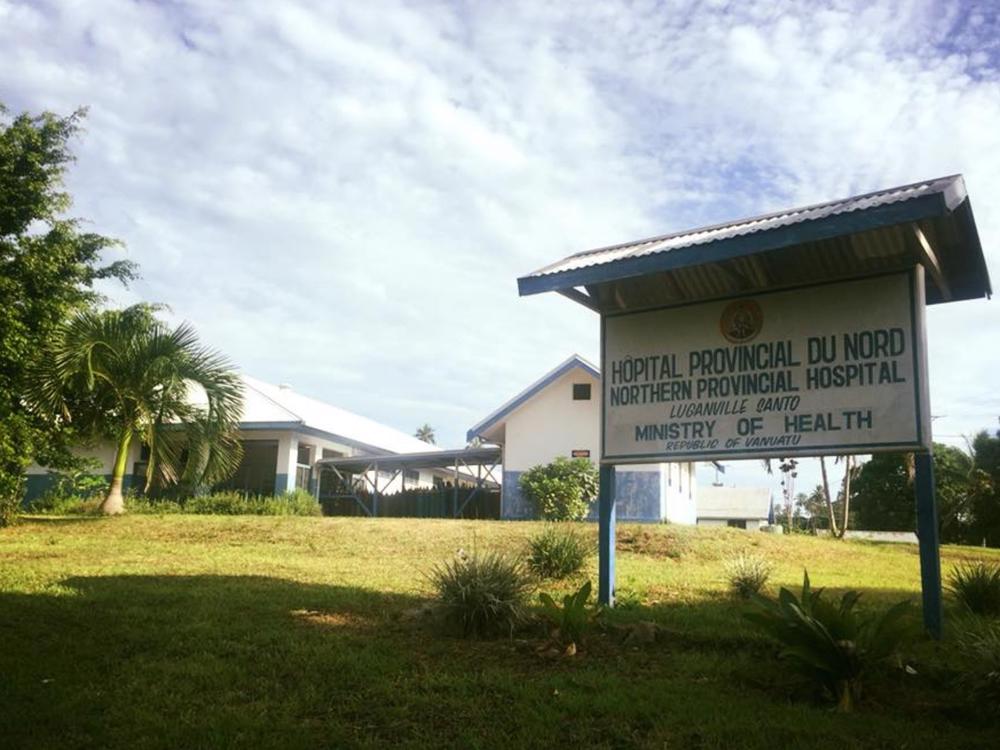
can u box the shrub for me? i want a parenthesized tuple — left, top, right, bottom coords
(126, 495, 184, 514)
(954, 619, 1000, 714)
(527, 526, 591, 579)
(28, 464, 108, 515)
(29, 494, 103, 515)
(948, 560, 1000, 617)
(184, 491, 252, 515)
(539, 580, 598, 649)
(429, 549, 534, 638)
(0, 495, 20, 527)
(724, 551, 773, 598)
(127, 489, 321, 516)
(519, 457, 598, 521)
(744, 570, 917, 712)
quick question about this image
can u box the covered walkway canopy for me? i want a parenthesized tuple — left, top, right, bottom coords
(518, 175, 989, 312)
(314, 446, 501, 517)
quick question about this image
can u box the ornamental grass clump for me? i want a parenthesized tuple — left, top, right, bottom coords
(724, 551, 773, 598)
(527, 525, 591, 579)
(954, 620, 1000, 715)
(429, 549, 534, 638)
(744, 571, 917, 712)
(948, 560, 1000, 617)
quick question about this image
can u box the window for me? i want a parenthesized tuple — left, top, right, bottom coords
(402, 469, 420, 489)
(295, 444, 314, 491)
(297, 444, 312, 466)
(572, 383, 591, 400)
(727, 519, 747, 529)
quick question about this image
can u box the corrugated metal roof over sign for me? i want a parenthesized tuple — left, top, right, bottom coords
(518, 175, 990, 312)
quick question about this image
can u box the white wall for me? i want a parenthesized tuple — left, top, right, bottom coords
(26, 440, 144, 476)
(497, 367, 698, 524)
(660, 462, 697, 524)
(503, 369, 601, 471)
(276, 431, 434, 494)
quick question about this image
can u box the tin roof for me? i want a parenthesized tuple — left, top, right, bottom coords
(240, 375, 439, 456)
(314, 446, 501, 474)
(518, 175, 990, 312)
(697, 486, 772, 521)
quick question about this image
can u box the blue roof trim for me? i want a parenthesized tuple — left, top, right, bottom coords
(518, 191, 950, 296)
(466, 355, 600, 442)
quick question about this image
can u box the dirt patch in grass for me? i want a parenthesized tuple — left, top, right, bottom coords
(290, 609, 372, 628)
(616, 526, 690, 559)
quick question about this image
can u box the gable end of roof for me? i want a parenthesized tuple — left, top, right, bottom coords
(466, 354, 599, 442)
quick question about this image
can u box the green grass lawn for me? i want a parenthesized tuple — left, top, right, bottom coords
(2, 515, 998, 749)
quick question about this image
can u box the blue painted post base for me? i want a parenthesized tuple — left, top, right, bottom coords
(915, 452, 942, 639)
(598, 465, 616, 606)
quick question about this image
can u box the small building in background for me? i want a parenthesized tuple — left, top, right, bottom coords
(696, 486, 772, 530)
(467, 355, 697, 523)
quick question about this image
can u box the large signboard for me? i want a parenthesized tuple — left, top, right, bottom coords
(601, 269, 930, 463)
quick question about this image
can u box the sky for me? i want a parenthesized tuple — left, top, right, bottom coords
(2, 0, 999, 499)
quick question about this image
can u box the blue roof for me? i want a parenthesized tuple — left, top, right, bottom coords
(518, 175, 990, 311)
(466, 355, 600, 442)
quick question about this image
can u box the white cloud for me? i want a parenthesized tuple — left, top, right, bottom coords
(1, 0, 998, 499)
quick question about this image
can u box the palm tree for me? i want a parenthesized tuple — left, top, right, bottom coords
(819, 456, 840, 537)
(762, 457, 798, 529)
(30, 305, 245, 514)
(414, 423, 436, 444)
(835, 455, 855, 539)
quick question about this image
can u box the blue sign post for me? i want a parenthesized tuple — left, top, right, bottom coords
(914, 452, 943, 638)
(597, 464, 616, 606)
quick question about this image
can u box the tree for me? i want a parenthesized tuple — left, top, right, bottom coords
(0, 104, 135, 525)
(818, 456, 840, 537)
(414, 423, 436, 444)
(519, 457, 598, 521)
(763, 457, 798, 529)
(835, 455, 858, 539)
(969, 430, 1000, 546)
(29, 305, 245, 514)
(852, 452, 911, 532)
(852, 443, 975, 542)
(794, 485, 833, 534)
(934, 443, 975, 542)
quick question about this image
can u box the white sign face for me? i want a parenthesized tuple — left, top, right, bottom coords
(601, 269, 930, 463)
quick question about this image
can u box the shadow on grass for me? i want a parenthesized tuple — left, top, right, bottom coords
(0, 574, 429, 749)
(0, 575, 991, 749)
